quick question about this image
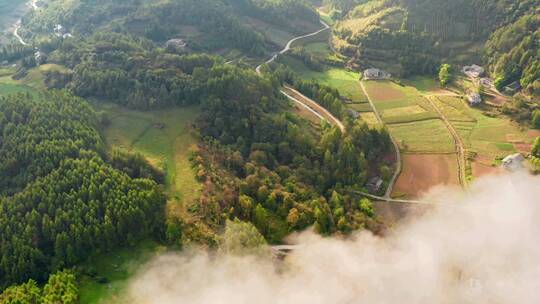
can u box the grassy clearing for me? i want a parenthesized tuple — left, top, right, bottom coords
(0, 64, 69, 95)
(402, 76, 441, 92)
(0, 81, 36, 96)
(359, 112, 380, 127)
(304, 42, 331, 56)
(348, 103, 372, 112)
(100, 103, 202, 207)
(21, 64, 69, 89)
(78, 240, 164, 304)
(0, 71, 39, 96)
(388, 119, 455, 153)
(80, 104, 202, 302)
(281, 56, 367, 102)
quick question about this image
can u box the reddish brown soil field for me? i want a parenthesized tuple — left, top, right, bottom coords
(471, 156, 502, 178)
(393, 153, 459, 198)
(528, 130, 540, 138)
(472, 161, 501, 178)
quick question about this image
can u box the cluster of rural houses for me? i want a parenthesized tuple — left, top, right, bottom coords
(53, 24, 72, 39)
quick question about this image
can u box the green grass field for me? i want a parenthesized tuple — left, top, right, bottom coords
(0, 70, 39, 96)
(282, 56, 368, 102)
(389, 119, 455, 153)
(402, 76, 441, 92)
(21, 64, 69, 89)
(432, 95, 535, 159)
(0, 64, 69, 96)
(0, 81, 36, 96)
(78, 240, 164, 304)
(100, 104, 202, 207)
(80, 104, 202, 303)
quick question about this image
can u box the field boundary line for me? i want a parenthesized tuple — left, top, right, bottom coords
(360, 80, 402, 199)
(425, 95, 467, 188)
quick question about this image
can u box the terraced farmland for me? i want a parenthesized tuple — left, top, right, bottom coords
(430, 95, 538, 178)
(362, 80, 460, 198)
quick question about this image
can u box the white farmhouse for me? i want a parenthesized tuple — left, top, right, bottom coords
(363, 68, 391, 80)
(502, 153, 525, 172)
(462, 64, 485, 78)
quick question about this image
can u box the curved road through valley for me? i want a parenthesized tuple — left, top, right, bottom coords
(255, 20, 344, 132)
(254, 19, 429, 204)
(12, 0, 39, 46)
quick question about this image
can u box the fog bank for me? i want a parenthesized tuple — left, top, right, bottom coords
(127, 172, 540, 304)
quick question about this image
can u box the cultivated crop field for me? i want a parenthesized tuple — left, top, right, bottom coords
(388, 119, 455, 153)
(393, 153, 460, 198)
(361, 80, 462, 198)
(430, 95, 537, 177)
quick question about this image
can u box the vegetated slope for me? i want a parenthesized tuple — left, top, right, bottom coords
(485, 12, 540, 95)
(328, 0, 540, 89)
(20, 0, 319, 55)
(0, 92, 165, 289)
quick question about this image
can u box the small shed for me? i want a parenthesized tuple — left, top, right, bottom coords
(363, 68, 391, 80)
(467, 93, 482, 106)
(502, 153, 525, 172)
(367, 177, 383, 193)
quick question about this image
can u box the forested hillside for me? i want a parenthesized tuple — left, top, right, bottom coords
(326, 0, 540, 90)
(19, 0, 319, 55)
(0, 92, 165, 289)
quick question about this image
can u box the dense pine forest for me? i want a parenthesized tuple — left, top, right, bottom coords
(0, 92, 165, 290)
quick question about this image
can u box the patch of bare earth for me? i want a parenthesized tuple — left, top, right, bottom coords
(393, 153, 459, 198)
(471, 155, 501, 178)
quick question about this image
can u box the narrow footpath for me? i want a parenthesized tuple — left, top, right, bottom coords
(359, 81, 402, 199)
(425, 95, 467, 188)
(12, 0, 39, 46)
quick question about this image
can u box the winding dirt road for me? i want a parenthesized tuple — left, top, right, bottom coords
(255, 20, 346, 132)
(255, 20, 330, 74)
(12, 0, 39, 46)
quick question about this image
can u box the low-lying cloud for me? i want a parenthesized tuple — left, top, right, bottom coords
(127, 172, 540, 304)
